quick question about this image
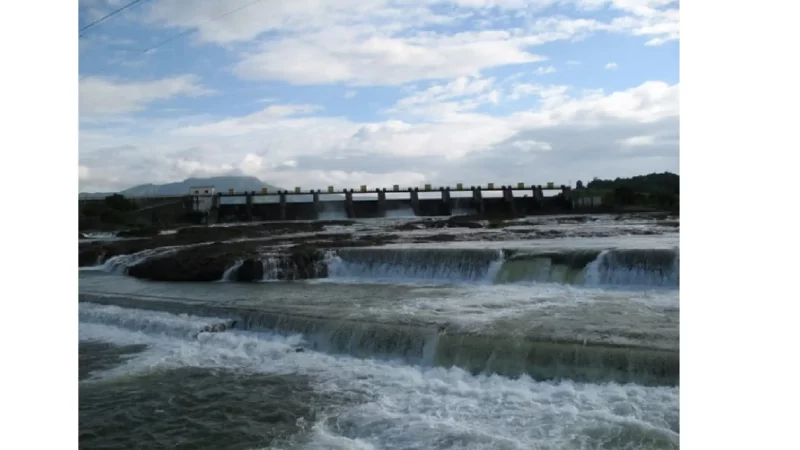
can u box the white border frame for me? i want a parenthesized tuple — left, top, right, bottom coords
(4, 1, 800, 448)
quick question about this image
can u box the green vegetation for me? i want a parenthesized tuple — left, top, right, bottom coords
(574, 172, 679, 210)
(79, 194, 138, 230)
(80, 194, 136, 225)
(80, 194, 206, 231)
(583, 172, 678, 196)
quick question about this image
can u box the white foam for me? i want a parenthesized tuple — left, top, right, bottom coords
(80, 304, 679, 450)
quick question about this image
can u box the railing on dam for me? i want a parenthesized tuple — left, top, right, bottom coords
(79, 183, 597, 222)
(221, 182, 565, 195)
(207, 184, 575, 221)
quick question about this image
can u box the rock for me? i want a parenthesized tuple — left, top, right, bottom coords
(234, 259, 265, 282)
(554, 216, 591, 224)
(78, 239, 154, 267)
(126, 242, 254, 282)
(485, 219, 509, 229)
(421, 234, 457, 242)
(446, 216, 486, 228)
(284, 245, 329, 280)
(396, 217, 484, 231)
(316, 220, 356, 227)
(394, 222, 422, 231)
(79, 247, 104, 267)
(121, 239, 332, 282)
(117, 227, 162, 238)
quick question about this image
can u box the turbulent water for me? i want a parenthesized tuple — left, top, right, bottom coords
(79, 214, 679, 449)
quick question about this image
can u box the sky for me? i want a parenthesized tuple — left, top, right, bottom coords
(78, 0, 679, 193)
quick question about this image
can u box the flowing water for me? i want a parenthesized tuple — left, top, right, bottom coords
(79, 215, 679, 449)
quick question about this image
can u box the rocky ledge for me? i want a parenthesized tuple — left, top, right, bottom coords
(125, 242, 330, 282)
(79, 220, 401, 282)
(78, 220, 354, 268)
(79, 213, 677, 282)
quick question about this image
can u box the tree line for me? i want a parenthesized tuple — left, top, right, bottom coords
(573, 172, 679, 210)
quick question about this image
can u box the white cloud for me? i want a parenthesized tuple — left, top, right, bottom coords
(79, 80, 678, 192)
(138, 0, 679, 57)
(388, 76, 498, 117)
(508, 140, 553, 152)
(605, 62, 618, 70)
(606, 2, 679, 44)
(143, 0, 454, 44)
(445, 0, 557, 8)
(233, 29, 545, 86)
(288, 169, 429, 191)
(536, 65, 557, 75)
(112, 0, 680, 92)
(171, 104, 324, 137)
(511, 81, 678, 124)
(79, 75, 211, 115)
(78, 165, 90, 180)
(619, 135, 656, 148)
(237, 153, 264, 175)
(507, 83, 569, 101)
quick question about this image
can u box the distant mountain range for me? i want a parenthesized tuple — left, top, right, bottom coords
(79, 176, 286, 198)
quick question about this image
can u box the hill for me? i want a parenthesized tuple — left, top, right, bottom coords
(120, 176, 285, 197)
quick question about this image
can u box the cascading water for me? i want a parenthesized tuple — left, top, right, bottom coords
(219, 260, 244, 281)
(450, 197, 476, 216)
(97, 248, 180, 275)
(78, 215, 680, 449)
(260, 254, 328, 281)
(324, 247, 678, 288)
(583, 249, 679, 287)
(88, 244, 679, 289)
(78, 298, 679, 386)
(261, 256, 280, 281)
(383, 207, 417, 218)
(317, 202, 348, 220)
(451, 207, 477, 216)
(327, 248, 505, 283)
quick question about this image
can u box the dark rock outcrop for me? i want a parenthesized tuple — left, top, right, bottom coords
(78, 221, 340, 268)
(315, 220, 356, 227)
(234, 259, 265, 282)
(280, 245, 329, 280)
(117, 227, 162, 238)
(420, 234, 458, 242)
(396, 216, 485, 231)
(554, 216, 592, 224)
(79, 249, 103, 267)
(121, 241, 330, 282)
(127, 242, 258, 282)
